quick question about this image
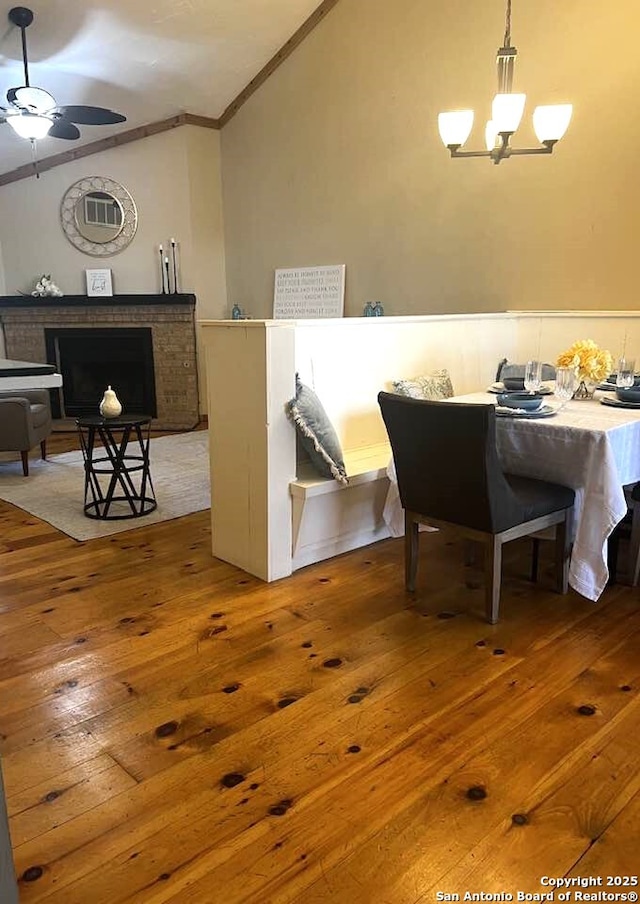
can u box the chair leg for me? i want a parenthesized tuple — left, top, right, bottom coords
(484, 536, 502, 625)
(554, 510, 572, 594)
(405, 512, 419, 592)
(20, 450, 29, 477)
(628, 504, 640, 588)
(40, 439, 47, 460)
(530, 538, 540, 582)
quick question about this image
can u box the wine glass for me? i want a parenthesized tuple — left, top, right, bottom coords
(616, 357, 636, 389)
(554, 366, 576, 408)
(524, 360, 543, 394)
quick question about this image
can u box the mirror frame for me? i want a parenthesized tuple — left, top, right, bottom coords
(60, 176, 138, 257)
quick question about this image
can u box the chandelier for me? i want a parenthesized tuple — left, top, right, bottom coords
(437, 0, 572, 164)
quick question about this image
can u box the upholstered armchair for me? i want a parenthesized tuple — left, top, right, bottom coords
(0, 390, 53, 476)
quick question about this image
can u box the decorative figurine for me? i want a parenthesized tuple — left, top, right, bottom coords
(99, 386, 122, 418)
(31, 274, 63, 297)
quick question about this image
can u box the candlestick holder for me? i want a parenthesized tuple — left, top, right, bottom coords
(170, 238, 178, 293)
(159, 245, 167, 294)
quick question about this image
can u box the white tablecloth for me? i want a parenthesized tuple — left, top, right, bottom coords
(383, 393, 640, 601)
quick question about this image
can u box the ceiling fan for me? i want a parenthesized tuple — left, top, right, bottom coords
(0, 6, 126, 143)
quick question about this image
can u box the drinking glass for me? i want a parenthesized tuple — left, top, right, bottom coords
(616, 358, 636, 389)
(524, 360, 543, 393)
(554, 366, 576, 407)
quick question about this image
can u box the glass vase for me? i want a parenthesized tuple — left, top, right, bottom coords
(573, 378, 597, 400)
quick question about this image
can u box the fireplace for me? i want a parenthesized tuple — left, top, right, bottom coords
(0, 294, 199, 430)
(45, 327, 157, 418)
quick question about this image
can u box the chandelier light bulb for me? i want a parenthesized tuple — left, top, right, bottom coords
(491, 93, 526, 134)
(485, 120, 499, 151)
(438, 110, 474, 148)
(7, 112, 53, 140)
(532, 104, 573, 143)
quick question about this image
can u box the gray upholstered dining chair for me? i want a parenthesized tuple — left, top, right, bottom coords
(0, 389, 53, 476)
(378, 392, 575, 623)
(608, 484, 640, 587)
(495, 359, 556, 383)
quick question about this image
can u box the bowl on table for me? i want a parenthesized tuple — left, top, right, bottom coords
(497, 392, 544, 412)
(502, 377, 526, 391)
(615, 387, 640, 403)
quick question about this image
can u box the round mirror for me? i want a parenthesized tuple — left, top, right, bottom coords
(60, 176, 138, 257)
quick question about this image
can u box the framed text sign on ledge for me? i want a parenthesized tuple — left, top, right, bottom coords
(273, 265, 345, 319)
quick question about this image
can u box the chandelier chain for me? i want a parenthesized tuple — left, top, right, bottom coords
(504, 0, 512, 47)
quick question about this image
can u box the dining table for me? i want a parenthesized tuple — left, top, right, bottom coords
(383, 389, 640, 602)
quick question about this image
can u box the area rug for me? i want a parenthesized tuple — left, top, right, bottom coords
(0, 430, 210, 541)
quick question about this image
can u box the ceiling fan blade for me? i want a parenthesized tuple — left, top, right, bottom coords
(8, 85, 57, 113)
(55, 105, 126, 126)
(47, 119, 80, 140)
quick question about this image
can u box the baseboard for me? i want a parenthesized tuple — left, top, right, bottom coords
(292, 523, 391, 570)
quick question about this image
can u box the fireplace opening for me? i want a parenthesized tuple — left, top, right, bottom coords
(45, 327, 157, 419)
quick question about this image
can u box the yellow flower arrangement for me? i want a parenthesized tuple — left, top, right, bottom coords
(556, 339, 612, 384)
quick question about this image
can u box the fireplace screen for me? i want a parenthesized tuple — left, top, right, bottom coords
(45, 327, 157, 419)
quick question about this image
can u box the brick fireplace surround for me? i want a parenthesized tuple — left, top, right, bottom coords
(0, 294, 199, 430)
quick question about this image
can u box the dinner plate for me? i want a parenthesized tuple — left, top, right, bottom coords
(495, 404, 557, 418)
(600, 397, 640, 410)
(488, 383, 553, 395)
(596, 382, 617, 391)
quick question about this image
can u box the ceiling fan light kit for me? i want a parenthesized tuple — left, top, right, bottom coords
(7, 110, 52, 139)
(438, 0, 572, 164)
(0, 6, 126, 170)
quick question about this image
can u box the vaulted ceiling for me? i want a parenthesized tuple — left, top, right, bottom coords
(0, 0, 326, 176)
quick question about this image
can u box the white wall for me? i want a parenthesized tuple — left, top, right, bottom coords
(293, 314, 518, 448)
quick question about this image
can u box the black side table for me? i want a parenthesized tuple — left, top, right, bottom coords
(76, 415, 157, 520)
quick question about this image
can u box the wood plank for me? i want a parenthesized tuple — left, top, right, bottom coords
(6, 754, 137, 847)
(565, 787, 640, 880)
(416, 697, 640, 899)
(118, 623, 640, 904)
(12, 594, 639, 902)
(293, 630, 640, 903)
(1, 461, 639, 903)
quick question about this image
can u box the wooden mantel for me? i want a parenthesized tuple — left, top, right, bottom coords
(0, 294, 196, 308)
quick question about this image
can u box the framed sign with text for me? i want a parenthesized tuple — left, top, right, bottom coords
(273, 265, 345, 319)
(85, 268, 113, 297)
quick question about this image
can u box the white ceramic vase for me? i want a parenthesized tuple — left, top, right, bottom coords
(99, 386, 122, 418)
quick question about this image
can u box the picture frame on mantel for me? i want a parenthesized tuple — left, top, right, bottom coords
(85, 268, 113, 297)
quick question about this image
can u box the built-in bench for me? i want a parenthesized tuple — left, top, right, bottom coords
(200, 311, 640, 582)
(290, 441, 391, 569)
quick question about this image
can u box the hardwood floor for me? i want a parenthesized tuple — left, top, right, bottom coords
(1, 434, 638, 902)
